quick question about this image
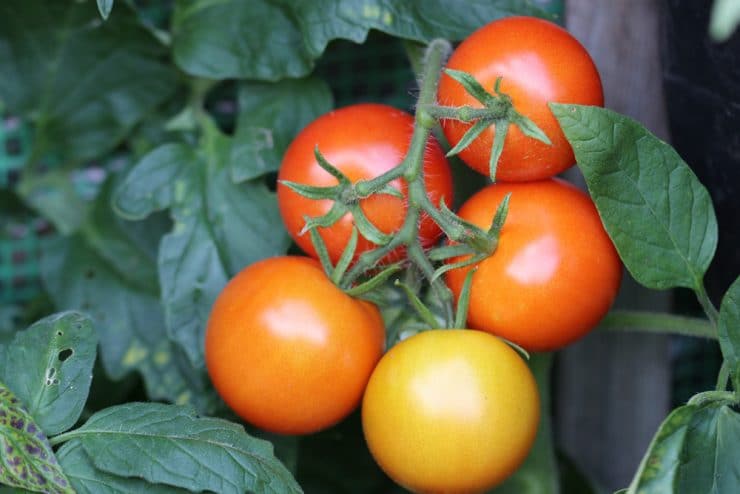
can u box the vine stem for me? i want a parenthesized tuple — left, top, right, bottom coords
(687, 390, 738, 407)
(424, 105, 504, 122)
(340, 39, 457, 325)
(48, 429, 80, 446)
(598, 310, 716, 339)
(695, 282, 719, 327)
(716, 361, 731, 391)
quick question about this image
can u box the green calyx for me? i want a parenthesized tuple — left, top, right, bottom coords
(425, 70, 551, 182)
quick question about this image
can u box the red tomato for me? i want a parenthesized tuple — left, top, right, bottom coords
(205, 256, 385, 434)
(445, 179, 621, 351)
(278, 103, 453, 263)
(362, 329, 540, 494)
(437, 16, 603, 182)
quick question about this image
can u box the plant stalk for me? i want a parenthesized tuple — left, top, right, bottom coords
(599, 310, 716, 339)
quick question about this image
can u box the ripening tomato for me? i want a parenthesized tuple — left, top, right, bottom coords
(437, 16, 603, 182)
(205, 256, 385, 435)
(278, 103, 453, 263)
(362, 329, 540, 494)
(445, 179, 622, 351)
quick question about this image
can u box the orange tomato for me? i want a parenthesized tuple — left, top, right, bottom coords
(445, 179, 622, 351)
(362, 329, 540, 494)
(277, 103, 453, 263)
(437, 16, 603, 181)
(205, 256, 385, 434)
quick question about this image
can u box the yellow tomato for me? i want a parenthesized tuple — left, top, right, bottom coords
(362, 329, 540, 494)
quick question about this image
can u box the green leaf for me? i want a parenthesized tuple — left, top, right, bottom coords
(96, 0, 114, 20)
(627, 403, 740, 493)
(42, 178, 220, 413)
(710, 0, 740, 42)
(65, 403, 302, 494)
(551, 104, 718, 291)
(295, 412, 397, 493)
(718, 276, 740, 391)
(231, 78, 333, 182)
(0, 1, 177, 164)
(172, 0, 314, 80)
(0, 382, 73, 494)
(286, 0, 554, 59)
(172, 0, 552, 81)
(113, 144, 192, 220)
(17, 171, 91, 235)
(0, 312, 96, 437)
(115, 139, 290, 367)
(0, 306, 21, 346)
(57, 441, 190, 494)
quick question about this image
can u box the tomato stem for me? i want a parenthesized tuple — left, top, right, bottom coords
(295, 39, 508, 329)
(687, 390, 739, 407)
(338, 40, 462, 325)
(598, 309, 716, 339)
(694, 282, 719, 327)
(715, 361, 731, 392)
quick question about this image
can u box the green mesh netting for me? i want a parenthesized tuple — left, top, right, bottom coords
(0, 217, 49, 304)
(316, 33, 416, 110)
(0, 114, 31, 188)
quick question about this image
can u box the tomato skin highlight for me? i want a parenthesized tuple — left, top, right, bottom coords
(205, 256, 385, 435)
(445, 179, 622, 351)
(277, 103, 453, 264)
(438, 16, 603, 182)
(362, 329, 540, 494)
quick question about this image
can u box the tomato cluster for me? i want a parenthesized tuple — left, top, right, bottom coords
(205, 16, 621, 494)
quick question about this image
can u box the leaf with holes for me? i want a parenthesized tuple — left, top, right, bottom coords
(0, 312, 96, 437)
(114, 136, 290, 368)
(0, 382, 73, 494)
(551, 104, 718, 291)
(42, 176, 221, 413)
(65, 402, 302, 494)
(231, 77, 333, 181)
(57, 441, 190, 494)
(0, 1, 177, 163)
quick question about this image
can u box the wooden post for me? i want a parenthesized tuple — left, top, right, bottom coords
(556, 0, 672, 489)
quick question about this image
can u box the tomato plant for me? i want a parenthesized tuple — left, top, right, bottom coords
(445, 179, 622, 351)
(0, 2, 738, 494)
(437, 16, 603, 181)
(277, 103, 453, 263)
(205, 256, 384, 435)
(362, 329, 540, 494)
